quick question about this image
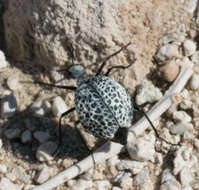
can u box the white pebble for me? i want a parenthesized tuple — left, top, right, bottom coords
(186, 0, 198, 13)
(7, 74, 21, 90)
(180, 167, 193, 187)
(127, 133, 155, 162)
(172, 111, 192, 122)
(31, 98, 51, 116)
(0, 178, 19, 190)
(36, 141, 57, 162)
(0, 51, 9, 69)
(170, 122, 193, 135)
(52, 96, 68, 117)
(191, 51, 199, 64)
(33, 131, 50, 143)
(96, 180, 111, 190)
(12, 166, 30, 183)
(0, 139, 3, 149)
(189, 73, 199, 90)
(21, 130, 32, 143)
(34, 165, 54, 184)
(0, 94, 17, 118)
(67, 179, 93, 190)
(183, 40, 197, 56)
(0, 164, 7, 174)
(135, 80, 163, 105)
(112, 187, 122, 190)
(156, 44, 180, 62)
(117, 160, 145, 175)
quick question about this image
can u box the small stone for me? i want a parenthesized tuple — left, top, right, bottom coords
(0, 178, 19, 190)
(21, 130, 32, 143)
(180, 167, 193, 187)
(52, 96, 68, 117)
(1, 94, 17, 118)
(36, 141, 57, 162)
(183, 40, 197, 56)
(156, 44, 180, 62)
(12, 166, 31, 183)
(159, 60, 179, 82)
(135, 80, 163, 105)
(191, 51, 199, 64)
(194, 139, 199, 150)
(7, 74, 21, 90)
(189, 73, 199, 90)
(33, 131, 50, 143)
(183, 130, 195, 140)
(170, 122, 193, 135)
(117, 160, 145, 175)
(67, 179, 93, 190)
(31, 98, 51, 116)
(186, 0, 198, 13)
(112, 187, 122, 190)
(172, 111, 192, 122)
(96, 180, 111, 190)
(0, 51, 9, 69)
(127, 133, 155, 162)
(0, 164, 7, 173)
(34, 165, 54, 184)
(116, 172, 133, 190)
(4, 128, 21, 139)
(0, 139, 3, 149)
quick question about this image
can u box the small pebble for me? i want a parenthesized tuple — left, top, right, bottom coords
(189, 73, 199, 90)
(0, 94, 17, 118)
(0, 138, 3, 149)
(183, 39, 197, 56)
(7, 74, 21, 90)
(170, 122, 193, 135)
(33, 131, 50, 143)
(156, 43, 180, 62)
(112, 187, 122, 190)
(0, 164, 7, 174)
(127, 133, 155, 162)
(191, 51, 199, 64)
(34, 165, 54, 184)
(21, 130, 32, 143)
(135, 80, 163, 105)
(31, 98, 51, 116)
(36, 141, 57, 162)
(0, 178, 19, 190)
(12, 166, 31, 183)
(4, 128, 21, 139)
(52, 96, 68, 117)
(96, 180, 111, 190)
(172, 111, 192, 122)
(0, 50, 9, 69)
(186, 0, 198, 13)
(180, 167, 193, 187)
(159, 60, 179, 82)
(114, 172, 132, 190)
(67, 179, 93, 190)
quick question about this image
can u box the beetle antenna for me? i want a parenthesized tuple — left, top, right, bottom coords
(134, 106, 181, 146)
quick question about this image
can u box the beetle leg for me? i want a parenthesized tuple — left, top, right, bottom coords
(95, 42, 131, 76)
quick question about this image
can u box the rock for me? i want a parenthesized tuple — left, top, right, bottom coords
(186, 0, 198, 13)
(117, 160, 145, 175)
(189, 73, 199, 90)
(36, 141, 57, 162)
(194, 138, 199, 150)
(4, 128, 21, 139)
(180, 167, 193, 187)
(11, 166, 31, 183)
(0, 138, 3, 149)
(0, 164, 7, 174)
(183, 40, 196, 56)
(170, 122, 193, 135)
(34, 165, 54, 184)
(96, 180, 111, 190)
(134, 167, 153, 190)
(31, 98, 51, 116)
(21, 130, 32, 143)
(156, 43, 180, 62)
(114, 172, 132, 190)
(7, 74, 21, 90)
(0, 51, 9, 69)
(52, 96, 68, 117)
(191, 51, 199, 64)
(0, 94, 17, 118)
(33, 131, 50, 143)
(67, 179, 93, 190)
(172, 111, 192, 123)
(127, 133, 155, 162)
(160, 169, 182, 190)
(0, 178, 20, 190)
(159, 60, 180, 82)
(135, 80, 163, 105)
(112, 187, 122, 190)
(173, 146, 198, 175)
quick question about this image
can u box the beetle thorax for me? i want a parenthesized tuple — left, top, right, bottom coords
(77, 74, 91, 86)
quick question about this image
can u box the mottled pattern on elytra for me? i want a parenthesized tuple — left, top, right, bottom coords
(75, 75, 133, 139)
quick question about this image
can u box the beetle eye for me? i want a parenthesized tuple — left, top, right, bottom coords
(67, 64, 85, 78)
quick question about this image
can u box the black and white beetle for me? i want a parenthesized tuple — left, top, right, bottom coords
(36, 43, 179, 154)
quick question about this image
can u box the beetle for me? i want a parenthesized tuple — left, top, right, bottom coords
(35, 43, 179, 154)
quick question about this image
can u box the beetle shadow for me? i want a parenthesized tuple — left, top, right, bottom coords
(0, 107, 91, 164)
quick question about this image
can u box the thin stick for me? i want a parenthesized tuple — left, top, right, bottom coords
(33, 64, 193, 190)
